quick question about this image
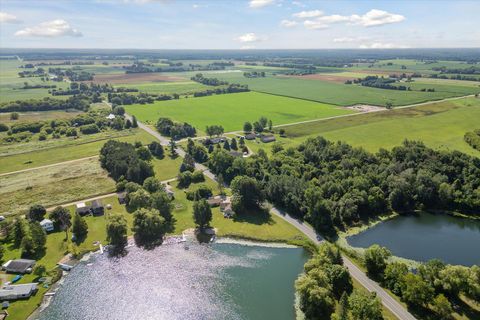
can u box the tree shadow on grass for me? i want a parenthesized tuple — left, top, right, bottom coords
(450, 295, 480, 320)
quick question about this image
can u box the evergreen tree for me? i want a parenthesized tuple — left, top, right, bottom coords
(72, 213, 88, 241)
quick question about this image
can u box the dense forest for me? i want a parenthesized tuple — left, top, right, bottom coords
(207, 137, 480, 233)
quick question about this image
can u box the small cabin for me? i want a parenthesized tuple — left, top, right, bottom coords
(39, 219, 54, 232)
(244, 133, 256, 140)
(260, 135, 276, 143)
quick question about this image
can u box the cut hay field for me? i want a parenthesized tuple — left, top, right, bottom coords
(209, 71, 478, 107)
(0, 157, 116, 215)
(283, 97, 480, 156)
(125, 91, 355, 132)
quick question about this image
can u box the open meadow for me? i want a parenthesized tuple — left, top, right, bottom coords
(282, 97, 480, 156)
(125, 91, 355, 132)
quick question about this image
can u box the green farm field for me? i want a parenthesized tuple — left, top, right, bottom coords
(125, 91, 355, 132)
(0, 60, 70, 102)
(115, 81, 208, 94)
(283, 97, 480, 156)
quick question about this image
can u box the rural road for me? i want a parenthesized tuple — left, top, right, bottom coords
(131, 115, 416, 320)
(270, 207, 416, 320)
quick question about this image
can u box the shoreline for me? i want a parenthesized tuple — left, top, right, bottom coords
(28, 233, 305, 320)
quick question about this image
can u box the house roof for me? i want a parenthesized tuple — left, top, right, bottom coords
(3, 259, 36, 273)
(244, 133, 256, 140)
(0, 283, 37, 299)
(91, 200, 103, 208)
(76, 202, 86, 208)
(260, 135, 276, 143)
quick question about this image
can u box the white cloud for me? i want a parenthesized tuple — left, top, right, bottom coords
(304, 20, 328, 30)
(236, 32, 265, 43)
(350, 9, 405, 27)
(333, 37, 356, 43)
(249, 0, 275, 8)
(359, 42, 409, 49)
(0, 11, 21, 24)
(15, 20, 82, 38)
(293, 10, 323, 19)
(292, 8, 405, 30)
(280, 20, 298, 28)
(292, 1, 305, 8)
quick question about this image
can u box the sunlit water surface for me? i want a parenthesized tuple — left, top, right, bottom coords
(36, 242, 308, 320)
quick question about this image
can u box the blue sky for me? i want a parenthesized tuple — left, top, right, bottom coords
(0, 0, 479, 49)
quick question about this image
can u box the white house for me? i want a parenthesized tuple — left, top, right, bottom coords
(0, 283, 38, 300)
(40, 219, 54, 232)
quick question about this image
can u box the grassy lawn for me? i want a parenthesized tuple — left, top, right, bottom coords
(282, 97, 480, 156)
(0, 157, 116, 216)
(125, 91, 354, 132)
(0, 129, 155, 174)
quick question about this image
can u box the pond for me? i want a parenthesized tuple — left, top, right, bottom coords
(347, 213, 480, 266)
(36, 241, 309, 320)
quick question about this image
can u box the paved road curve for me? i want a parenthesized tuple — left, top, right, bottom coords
(270, 207, 416, 320)
(130, 115, 416, 320)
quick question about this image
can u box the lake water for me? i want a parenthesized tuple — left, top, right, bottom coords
(347, 213, 480, 266)
(36, 241, 308, 320)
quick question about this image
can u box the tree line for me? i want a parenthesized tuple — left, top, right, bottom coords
(156, 117, 196, 140)
(0, 95, 94, 113)
(206, 137, 479, 232)
(464, 129, 480, 151)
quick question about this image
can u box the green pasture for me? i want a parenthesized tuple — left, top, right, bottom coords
(283, 97, 480, 156)
(125, 91, 354, 132)
(0, 110, 84, 125)
(209, 71, 478, 107)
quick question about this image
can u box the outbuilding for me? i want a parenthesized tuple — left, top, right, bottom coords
(260, 135, 276, 143)
(91, 200, 104, 216)
(76, 203, 91, 216)
(117, 192, 127, 205)
(2, 259, 36, 274)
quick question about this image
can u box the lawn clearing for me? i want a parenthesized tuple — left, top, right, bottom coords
(283, 97, 480, 156)
(125, 91, 354, 132)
